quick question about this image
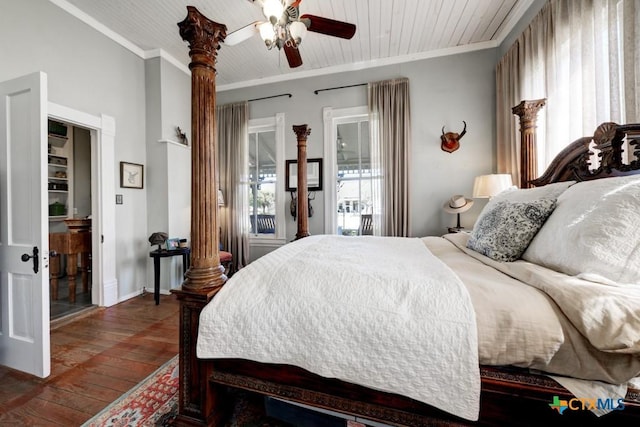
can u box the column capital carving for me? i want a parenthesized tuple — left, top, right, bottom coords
(178, 6, 226, 71)
(293, 124, 311, 141)
(512, 99, 546, 126)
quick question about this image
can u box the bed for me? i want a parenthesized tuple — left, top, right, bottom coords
(172, 7, 640, 426)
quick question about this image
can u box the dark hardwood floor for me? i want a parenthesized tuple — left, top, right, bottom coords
(0, 292, 179, 425)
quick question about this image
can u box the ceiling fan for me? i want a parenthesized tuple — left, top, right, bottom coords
(224, 0, 356, 68)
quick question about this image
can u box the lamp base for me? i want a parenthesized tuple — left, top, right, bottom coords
(447, 226, 466, 234)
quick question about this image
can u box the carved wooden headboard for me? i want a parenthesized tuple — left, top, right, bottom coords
(531, 122, 640, 186)
(513, 99, 640, 186)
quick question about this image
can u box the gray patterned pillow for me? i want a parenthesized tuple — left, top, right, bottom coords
(467, 199, 557, 262)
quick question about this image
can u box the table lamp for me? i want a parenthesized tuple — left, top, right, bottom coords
(472, 174, 514, 199)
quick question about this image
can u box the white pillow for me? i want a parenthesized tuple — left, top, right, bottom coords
(523, 175, 640, 285)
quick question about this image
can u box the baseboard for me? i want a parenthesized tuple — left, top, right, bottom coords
(103, 278, 118, 307)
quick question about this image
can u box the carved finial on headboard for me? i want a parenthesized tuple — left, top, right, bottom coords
(593, 122, 623, 173)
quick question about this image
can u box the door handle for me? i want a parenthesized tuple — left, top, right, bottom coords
(21, 246, 39, 274)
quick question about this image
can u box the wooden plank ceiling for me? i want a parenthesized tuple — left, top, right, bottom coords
(59, 0, 528, 89)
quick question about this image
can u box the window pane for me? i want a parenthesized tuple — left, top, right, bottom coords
(249, 130, 277, 234)
(336, 120, 371, 235)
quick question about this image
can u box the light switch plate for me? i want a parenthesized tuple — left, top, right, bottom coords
(116, 194, 123, 204)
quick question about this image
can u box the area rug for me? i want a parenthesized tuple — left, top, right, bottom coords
(82, 355, 180, 426)
(82, 355, 291, 427)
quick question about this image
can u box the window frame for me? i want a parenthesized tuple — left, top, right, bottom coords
(322, 106, 368, 235)
(248, 113, 286, 245)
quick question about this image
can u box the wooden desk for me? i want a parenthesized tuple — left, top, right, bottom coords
(49, 232, 92, 303)
(149, 248, 190, 305)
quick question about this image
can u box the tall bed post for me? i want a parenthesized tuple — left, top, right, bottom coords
(172, 7, 227, 426)
(293, 124, 311, 240)
(512, 99, 546, 188)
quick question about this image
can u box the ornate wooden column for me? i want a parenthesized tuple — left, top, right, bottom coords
(293, 125, 311, 240)
(172, 7, 228, 426)
(512, 99, 546, 188)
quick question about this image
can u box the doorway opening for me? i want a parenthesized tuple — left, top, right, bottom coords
(47, 119, 95, 320)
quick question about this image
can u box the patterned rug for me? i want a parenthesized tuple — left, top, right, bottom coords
(82, 356, 180, 426)
(82, 355, 291, 427)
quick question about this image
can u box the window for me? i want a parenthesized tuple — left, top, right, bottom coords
(248, 114, 285, 243)
(323, 106, 376, 235)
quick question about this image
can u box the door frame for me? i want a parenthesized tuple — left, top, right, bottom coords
(48, 103, 118, 307)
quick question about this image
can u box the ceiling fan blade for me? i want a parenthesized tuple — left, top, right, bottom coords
(284, 44, 303, 68)
(224, 21, 261, 46)
(300, 14, 356, 39)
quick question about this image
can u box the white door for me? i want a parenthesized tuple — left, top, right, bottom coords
(0, 72, 50, 378)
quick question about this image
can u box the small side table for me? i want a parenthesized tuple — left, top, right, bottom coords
(149, 247, 190, 305)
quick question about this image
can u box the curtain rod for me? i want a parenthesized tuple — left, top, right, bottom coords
(248, 93, 292, 102)
(313, 83, 366, 95)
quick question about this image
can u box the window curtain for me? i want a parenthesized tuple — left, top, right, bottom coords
(496, 0, 638, 185)
(217, 101, 250, 271)
(368, 78, 412, 237)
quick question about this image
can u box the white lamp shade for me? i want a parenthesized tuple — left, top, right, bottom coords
(258, 21, 275, 42)
(262, 0, 284, 23)
(217, 189, 225, 206)
(289, 21, 307, 44)
(472, 174, 514, 198)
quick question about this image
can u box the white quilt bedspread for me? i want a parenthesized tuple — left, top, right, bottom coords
(197, 235, 480, 420)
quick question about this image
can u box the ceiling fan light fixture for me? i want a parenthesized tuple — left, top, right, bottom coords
(262, 0, 284, 25)
(258, 21, 276, 47)
(289, 20, 307, 45)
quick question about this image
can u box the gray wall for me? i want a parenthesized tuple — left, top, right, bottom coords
(1, 0, 148, 299)
(145, 57, 192, 291)
(218, 48, 498, 245)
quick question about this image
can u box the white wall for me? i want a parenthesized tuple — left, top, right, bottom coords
(217, 49, 498, 246)
(0, 0, 148, 300)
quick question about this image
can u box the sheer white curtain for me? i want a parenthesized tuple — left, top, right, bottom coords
(217, 101, 250, 271)
(496, 0, 638, 184)
(368, 78, 412, 237)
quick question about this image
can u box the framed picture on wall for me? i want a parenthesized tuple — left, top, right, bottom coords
(120, 161, 144, 189)
(285, 158, 323, 192)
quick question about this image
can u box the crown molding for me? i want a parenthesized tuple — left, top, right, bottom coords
(48, 0, 145, 58)
(48, 0, 190, 75)
(217, 40, 498, 92)
(144, 49, 191, 75)
(493, 0, 535, 45)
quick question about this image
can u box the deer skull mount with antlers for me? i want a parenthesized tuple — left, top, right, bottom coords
(440, 121, 467, 153)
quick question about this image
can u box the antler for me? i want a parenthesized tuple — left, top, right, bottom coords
(459, 121, 467, 139)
